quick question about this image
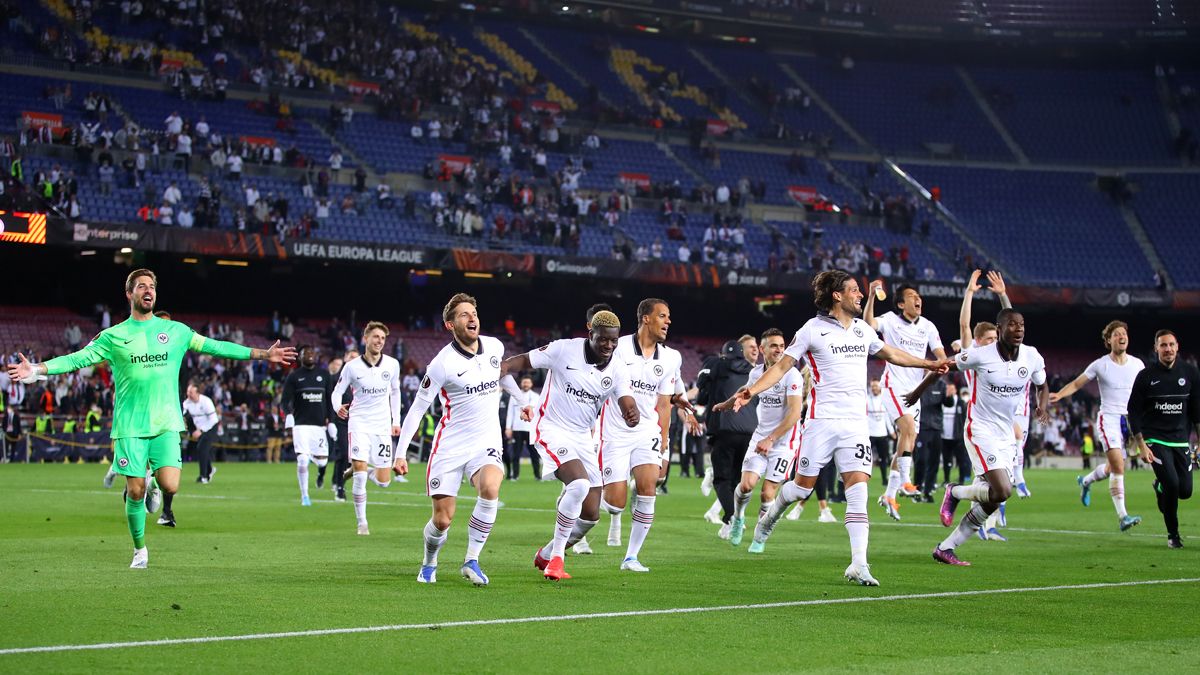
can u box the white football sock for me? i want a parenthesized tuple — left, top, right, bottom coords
(940, 504, 987, 551)
(897, 456, 913, 485)
(952, 481, 991, 503)
(422, 519, 448, 566)
(885, 470, 901, 498)
(352, 471, 368, 526)
(549, 479, 588, 559)
(1083, 463, 1109, 487)
(625, 495, 655, 560)
(733, 484, 752, 519)
(1110, 474, 1127, 518)
(843, 482, 869, 568)
(465, 497, 498, 562)
(296, 456, 309, 500)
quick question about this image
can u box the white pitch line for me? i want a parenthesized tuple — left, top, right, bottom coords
(1, 577, 1196, 656)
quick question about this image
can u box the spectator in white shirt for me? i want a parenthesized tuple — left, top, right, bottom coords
(162, 181, 182, 206)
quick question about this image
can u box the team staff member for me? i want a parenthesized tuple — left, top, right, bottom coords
(183, 381, 220, 485)
(1128, 330, 1200, 549)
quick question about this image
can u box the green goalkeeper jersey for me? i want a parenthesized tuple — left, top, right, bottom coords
(43, 316, 252, 439)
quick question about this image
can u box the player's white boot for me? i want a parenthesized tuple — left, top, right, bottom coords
(844, 562, 879, 586)
(130, 547, 148, 569)
(145, 484, 162, 514)
(818, 507, 837, 523)
(620, 557, 650, 572)
(357, 523, 370, 536)
(607, 514, 622, 546)
(571, 537, 593, 554)
(703, 500, 722, 524)
(103, 468, 117, 488)
(700, 466, 714, 496)
(786, 503, 803, 521)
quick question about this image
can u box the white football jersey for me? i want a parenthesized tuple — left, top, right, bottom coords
(1083, 354, 1144, 416)
(748, 363, 804, 437)
(957, 342, 1046, 440)
(529, 338, 632, 433)
(332, 353, 401, 436)
(877, 311, 944, 393)
(412, 336, 505, 454)
(784, 314, 885, 420)
(599, 334, 681, 446)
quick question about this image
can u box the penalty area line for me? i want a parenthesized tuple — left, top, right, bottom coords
(2, 577, 1197, 656)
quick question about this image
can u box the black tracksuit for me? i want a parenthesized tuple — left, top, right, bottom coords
(1127, 358, 1200, 540)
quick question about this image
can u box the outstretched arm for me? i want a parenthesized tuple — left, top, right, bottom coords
(191, 333, 295, 364)
(1049, 373, 1090, 404)
(877, 344, 948, 372)
(501, 353, 533, 376)
(730, 354, 798, 412)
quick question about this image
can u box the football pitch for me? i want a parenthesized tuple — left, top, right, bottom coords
(1, 463, 1197, 673)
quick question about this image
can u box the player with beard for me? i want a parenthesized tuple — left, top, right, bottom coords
(506, 310, 639, 581)
(865, 283, 947, 520)
(282, 346, 334, 506)
(332, 322, 403, 536)
(729, 271, 948, 585)
(8, 269, 295, 568)
(596, 298, 683, 572)
(907, 308, 1050, 566)
(1051, 321, 1144, 532)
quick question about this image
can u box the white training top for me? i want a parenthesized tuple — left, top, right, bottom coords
(409, 336, 506, 455)
(529, 338, 632, 434)
(332, 353, 402, 436)
(182, 394, 219, 433)
(877, 311, 944, 393)
(748, 363, 804, 437)
(599, 334, 681, 446)
(1082, 354, 1145, 416)
(784, 314, 885, 420)
(958, 342, 1047, 440)
(866, 393, 892, 437)
(506, 388, 539, 433)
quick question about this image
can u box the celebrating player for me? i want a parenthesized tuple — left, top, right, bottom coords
(731, 271, 949, 586)
(281, 346, 335, 506)
(6, 269, 295, 568)
(393, 293, 521, 585)
(1050, 321, 1144, 531)
(505, 310, 639, 581)
(709, 328, 806, 550)
(596, 298, 682, 572)
(332, 321, 403, 536)
(910, 308, 1049, 567)
(865, 282, 947, 520)
(1127, 330, 1200, 549)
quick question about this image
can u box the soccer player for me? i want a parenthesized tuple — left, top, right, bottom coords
(394, 293, 521, 585)
(864, 282, 947, 521)
(6, 269, 294, 568)
(911, 308, 1050, 567)
(710, 328, 806, 548)
(1127, 330, 1200, 548)
(505, 310, 639, 581)
(596, 298, 682, 572)
(332, 321, 403, 536)
(1050, 321, 1144, 531)
(731, 271, 948, 585)
(328, 350, 357, 502)
(282, 346, 334, 506)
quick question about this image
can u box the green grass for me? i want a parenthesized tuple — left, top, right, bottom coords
(1, 463, 1198, 673)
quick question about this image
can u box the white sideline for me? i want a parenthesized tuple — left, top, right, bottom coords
(1, 577, 1196, 656)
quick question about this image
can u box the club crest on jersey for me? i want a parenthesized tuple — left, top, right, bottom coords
(490, 356, 500, 368)
(653, 365, 664, 377)
(429, 477, 441, 490)
(1017, 367, 1029, 378)
(603, 466, 612, 477)
(853, 327, 863, 338)
(601, 377, 613, 389)
(538, 345, 549, 351)
(1180, 378, 1187, 386)
(157, 332, 169, 344)
(799, 457, 810, 469)
(987, 455, 997, 464)
(117, 457, 129, 468)
(316, 376, 323, 382)
(557, 447, 568, 457)
(959, 352, 969, 362)
(382, 370, 392, 380)
(421, 376, 431, 388)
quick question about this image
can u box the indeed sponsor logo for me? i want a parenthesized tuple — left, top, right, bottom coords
(359, 386, 388, 396)
(987, 383, 1027, 395)
(465, 380, 500, 396)
(565, 382, 601, 403)
(629, 379, 659, 393)
(760, 395, 784, 406)
(130, 352, 168, 364)
(1155, 401, 1185, 413)
(829, 344, 867, 355)
(301, 392, 324, 403)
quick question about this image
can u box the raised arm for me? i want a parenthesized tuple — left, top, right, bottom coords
(864, 280, 882, 331)
(987, 270, 1012, 310)
(959, 269, 982, 346)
